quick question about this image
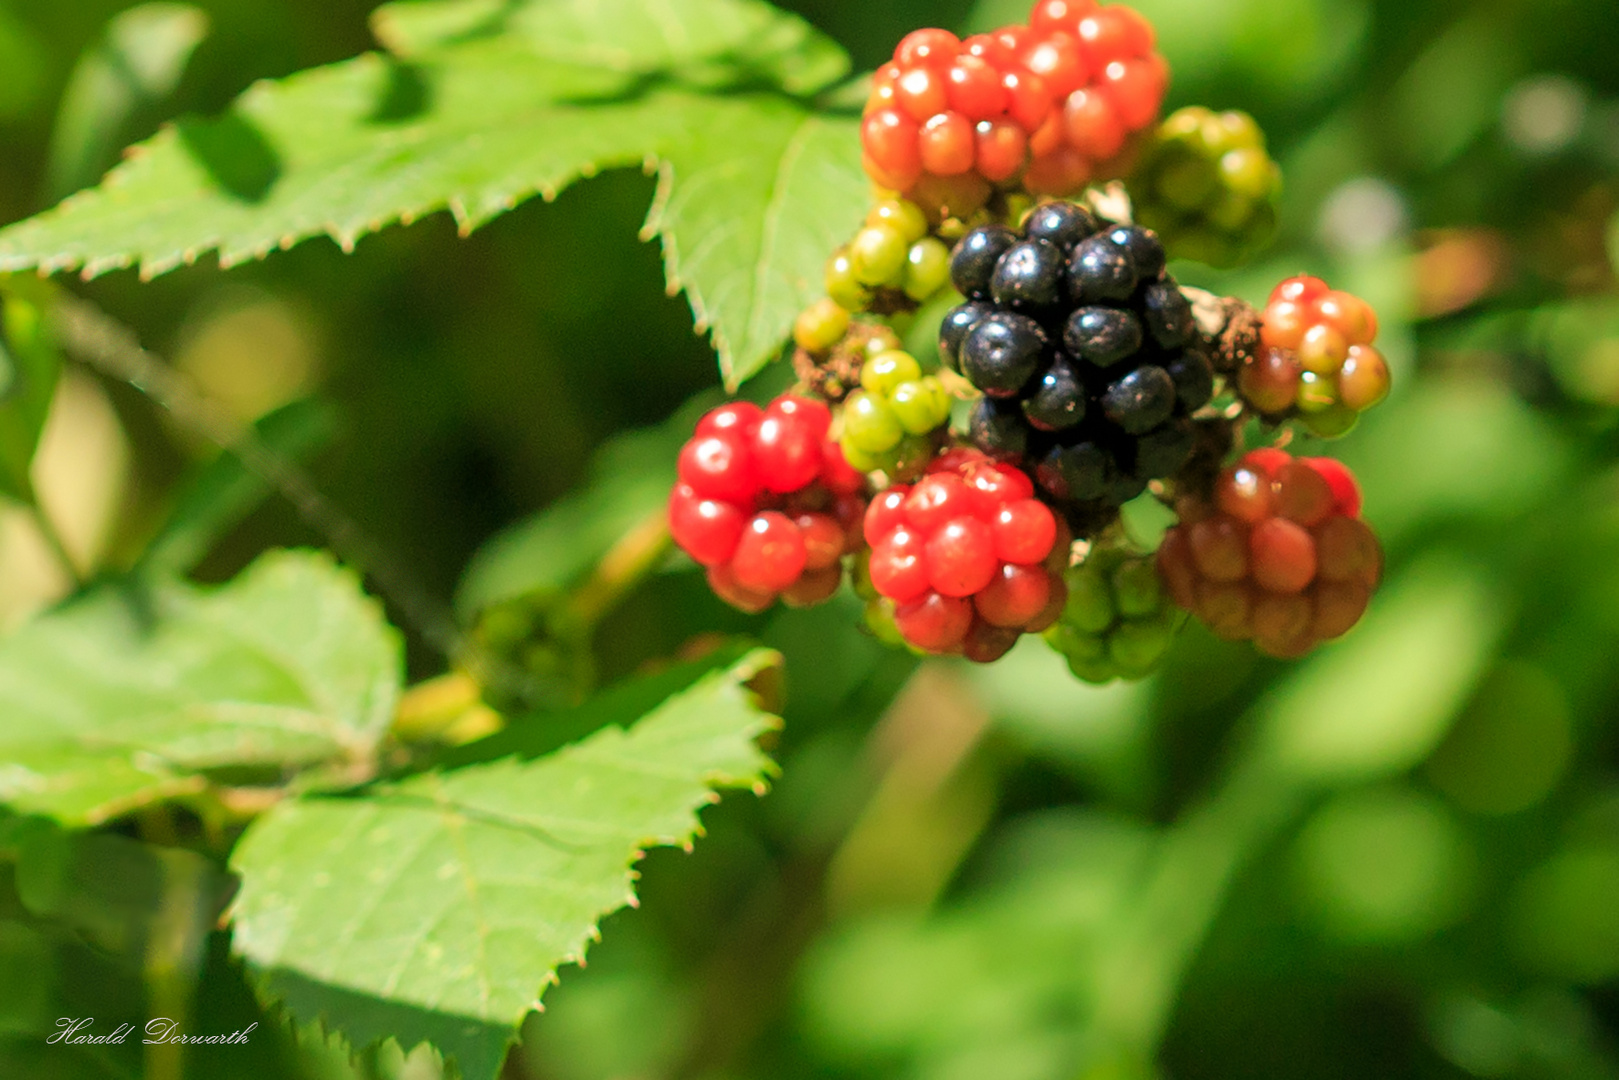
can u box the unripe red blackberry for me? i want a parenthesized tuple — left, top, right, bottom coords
(1238, 275, 1390, 437)
(1019, 2, 1170, 198)
(1158, 449, 1382, 657)
(669, 395, 869, 612)
(863, 449, 1070, 659)
(860, 5, 1168, 214)
(1130, 107, 1282, 268)
(863, 29, 1030, 216)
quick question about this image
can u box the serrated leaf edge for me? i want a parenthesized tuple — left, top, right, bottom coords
(228, 646, 783, 1079)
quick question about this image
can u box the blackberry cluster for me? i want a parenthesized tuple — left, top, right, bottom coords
(839, 348, 954, 476)
(1157, 449, 1382, 657)
(668, 397, 870, 612)
(1046, 546, 1185, 682)
(1239, 275, 1391, 439)
(666, 7, 1401, 678)
(861, 2, 1169, 217)
(940, 200, 1217, 532)
(1020, 0, 1169, 196)
(824, 198, 954, 317)
(1130, 106, 1281, 268)
(861, 449, 1070, 661)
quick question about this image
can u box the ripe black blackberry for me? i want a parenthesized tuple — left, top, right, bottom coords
(940, 201, 1216, 534)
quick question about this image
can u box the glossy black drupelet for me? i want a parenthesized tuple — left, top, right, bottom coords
(960, 313, 1046, 396)
(942, 203, 1219, 531)
(949, 225, 1018, 300)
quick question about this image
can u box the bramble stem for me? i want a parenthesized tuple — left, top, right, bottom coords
(50, 293, 469, 661)
(30, 500, 85, 589)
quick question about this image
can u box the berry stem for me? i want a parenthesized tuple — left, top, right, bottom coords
(30, 501, 85, 590)
(563, 510, 674, 632)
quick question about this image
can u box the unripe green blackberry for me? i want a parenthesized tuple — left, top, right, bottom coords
(1130, 107, 1281, 268)
(904, 236, 953, 301)
(1045, 546, 1185, 683)
(794, 298, 852, 353)
(792, 321, 905, 403)
(837, 348, 953, 475)
(829, 196, 956, 315)
(850, 224, 910, 287)
(867, 198, 930, 245)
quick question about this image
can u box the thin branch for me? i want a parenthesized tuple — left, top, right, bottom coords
(30, 500, 86, 589)
(48, 292, 469, 662)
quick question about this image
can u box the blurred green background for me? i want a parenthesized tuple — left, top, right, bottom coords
(2, 0, 1618, 1078)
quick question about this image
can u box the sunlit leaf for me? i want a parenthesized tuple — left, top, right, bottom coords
(0, 0, 866, 388)
(0, 291, 61, 505)
(229, 647, 781, 1080)
(0, 550, 401, 826)
(44, 3, 210, 200)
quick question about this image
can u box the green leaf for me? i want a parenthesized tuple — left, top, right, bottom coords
(0, 550, 402, 826)
(0, 0, 866, 388)
(0, 10, 48, 123)
(438, 641, 774, 769)
(455, 403, 697, 620)
(137, 398, 336, 578)
(0, 921, 54, 1037)
(653, 100, 862, 386)
(228, 647, 781, 1080)
(44, 3, 210, 201)
(1255, 556, 1506, 785)
(12, 822, 230, 974)
(0, 291, 63, 505)
(373, 0, 848, 94)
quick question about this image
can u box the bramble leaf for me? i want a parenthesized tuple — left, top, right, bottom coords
(0, 290, 62, 504)
(136, 398, 336, 578)
(228, 646, 781, 1080)
(454, 402, 697, 619)
(0, 0, 867, 388)
(372, 0, 849, 94)
(0, 550, 401, 826)
(43, 3, 211, 200)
